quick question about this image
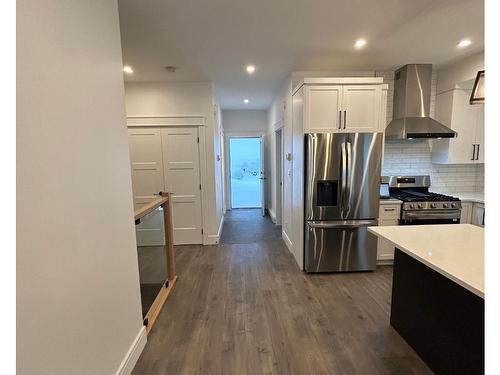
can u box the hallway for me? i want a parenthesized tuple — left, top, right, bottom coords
(132, 209, 430, 375)
(219, 209, 282, 244)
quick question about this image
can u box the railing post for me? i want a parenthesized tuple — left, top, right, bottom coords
(161, 192, 176, 281)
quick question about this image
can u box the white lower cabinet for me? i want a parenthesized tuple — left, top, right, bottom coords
(471, 203, 485, 227)
(460, 202, 473, 224)
(377, 202, 401, 264)
(459, 201, 484, 227)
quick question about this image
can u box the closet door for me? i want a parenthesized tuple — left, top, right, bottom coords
(161, 127, 203, 244)
(128, 128, 165, 246)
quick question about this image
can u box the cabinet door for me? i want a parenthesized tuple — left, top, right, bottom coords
(433, 89, 477, 164)
(377, 218, 399, 263)
(449, 90, 477, 163)
(471, 203, 485, 227)
(305, 86, 342, 132)
(460, 202, 472, 224)
(473, 104, 484, 163)
(342, 85, 381, 132)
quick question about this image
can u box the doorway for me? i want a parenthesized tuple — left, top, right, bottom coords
(228, 136, 264, 211)
(275, 128, 283, 225)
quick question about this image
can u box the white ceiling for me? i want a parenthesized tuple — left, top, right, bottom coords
(118, 0, 484, 110)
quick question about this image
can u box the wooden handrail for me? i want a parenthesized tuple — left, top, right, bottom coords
(134, 191, 177, 334)
(134, 193, 169, 221)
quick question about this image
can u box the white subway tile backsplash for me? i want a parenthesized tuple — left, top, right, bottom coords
(382, 139, 484, 193)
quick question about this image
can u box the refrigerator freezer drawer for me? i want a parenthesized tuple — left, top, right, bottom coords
(304, 220, 378, 273)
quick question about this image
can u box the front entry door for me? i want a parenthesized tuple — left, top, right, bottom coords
(161, 127, 203, 244)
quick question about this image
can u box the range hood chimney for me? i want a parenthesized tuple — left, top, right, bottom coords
(385, 64, 457, 139)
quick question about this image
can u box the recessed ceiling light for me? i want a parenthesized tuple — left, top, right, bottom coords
(123, 65, 134, 74)
(457, 39, 472, 48)
(244, 99, 249, 104)
(354, 39, 367, 49)
(246, 65, 256, 74)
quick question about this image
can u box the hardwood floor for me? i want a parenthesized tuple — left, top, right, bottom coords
(132, 209, 432, 375)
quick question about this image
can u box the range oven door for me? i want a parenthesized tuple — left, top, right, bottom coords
(304, 219, 378, 273)
(400, 210, 461, 225)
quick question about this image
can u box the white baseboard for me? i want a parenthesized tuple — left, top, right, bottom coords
(115, 326, 147, 375)
(282, 230, 293, 252)
(268, 208, 276, 223)
(376, 255, 394, 265)
(205, 213, 225, 245)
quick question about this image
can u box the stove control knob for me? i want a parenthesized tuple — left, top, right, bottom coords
(418, 203, 424, 209)
(409, 204, 415, 209)
(451, 203, 457, 208)
(430, 203, 437, 208)
(443, 203, 449, 208)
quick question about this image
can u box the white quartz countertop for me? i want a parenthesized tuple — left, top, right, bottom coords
(368, 224, 484, 298)
(452, 192, 484, 204)
(379, 198, 403, 205)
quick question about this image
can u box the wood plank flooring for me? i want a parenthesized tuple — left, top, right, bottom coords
(132, 209, 432, 375)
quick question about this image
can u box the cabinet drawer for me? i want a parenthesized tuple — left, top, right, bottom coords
(379, 204, 401, 220)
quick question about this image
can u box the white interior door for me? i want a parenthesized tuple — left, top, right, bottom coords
(128, 128, 165, 246)
(275, 129, 283, 224)
(161, 127, 203, 244)
(260, 136, 265, 216)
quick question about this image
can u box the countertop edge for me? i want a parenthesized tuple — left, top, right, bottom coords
(368, 227, 484, 299)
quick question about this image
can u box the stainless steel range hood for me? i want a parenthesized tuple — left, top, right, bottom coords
(385, 64, 457, 139)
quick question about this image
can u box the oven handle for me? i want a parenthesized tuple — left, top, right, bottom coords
(402, 210, 461, 220)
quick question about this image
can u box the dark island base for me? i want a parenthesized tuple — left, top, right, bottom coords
(391, 249, 484, 375)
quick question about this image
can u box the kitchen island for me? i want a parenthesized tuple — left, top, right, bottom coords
(368, 224, 484, 375)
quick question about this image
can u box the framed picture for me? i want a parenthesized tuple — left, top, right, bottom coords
(470, 70, 485, 104)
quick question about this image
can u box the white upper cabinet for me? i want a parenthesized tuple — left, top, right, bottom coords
(432, 87, 484, 164)
(342, 85, 382, 132)
(305, 86, 343, 132)
(302, 81, 385, 133)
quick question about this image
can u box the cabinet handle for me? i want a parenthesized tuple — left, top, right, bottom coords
(338, 110, 342, 129)
(475, 144, 480, 160)
(384, 208, 396, 211)
(343, 111, 347, 129)
(471, 144, 476, 160)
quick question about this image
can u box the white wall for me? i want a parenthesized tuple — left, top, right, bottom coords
(124, 82, 224, 243)
(436, 51, 484, 94)
(222, 110, 268, 133)
(17, 1, 144, 374)
(267, 78, 293, 250)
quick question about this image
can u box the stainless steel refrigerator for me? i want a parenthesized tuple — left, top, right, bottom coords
(304, 133, 383, 272)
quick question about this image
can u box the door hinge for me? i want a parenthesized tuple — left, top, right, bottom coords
(197, 137, 200, 143)
(201, 228, 204, 234)
(199, 183, 202, 190)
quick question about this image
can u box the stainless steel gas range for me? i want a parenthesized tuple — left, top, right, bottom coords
(381, 175, 461, 225)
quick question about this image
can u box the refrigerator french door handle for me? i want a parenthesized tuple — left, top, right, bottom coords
(341, 142, 347, 217)
(345, 141, 352, 215)
(308, 219, 378, 228)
